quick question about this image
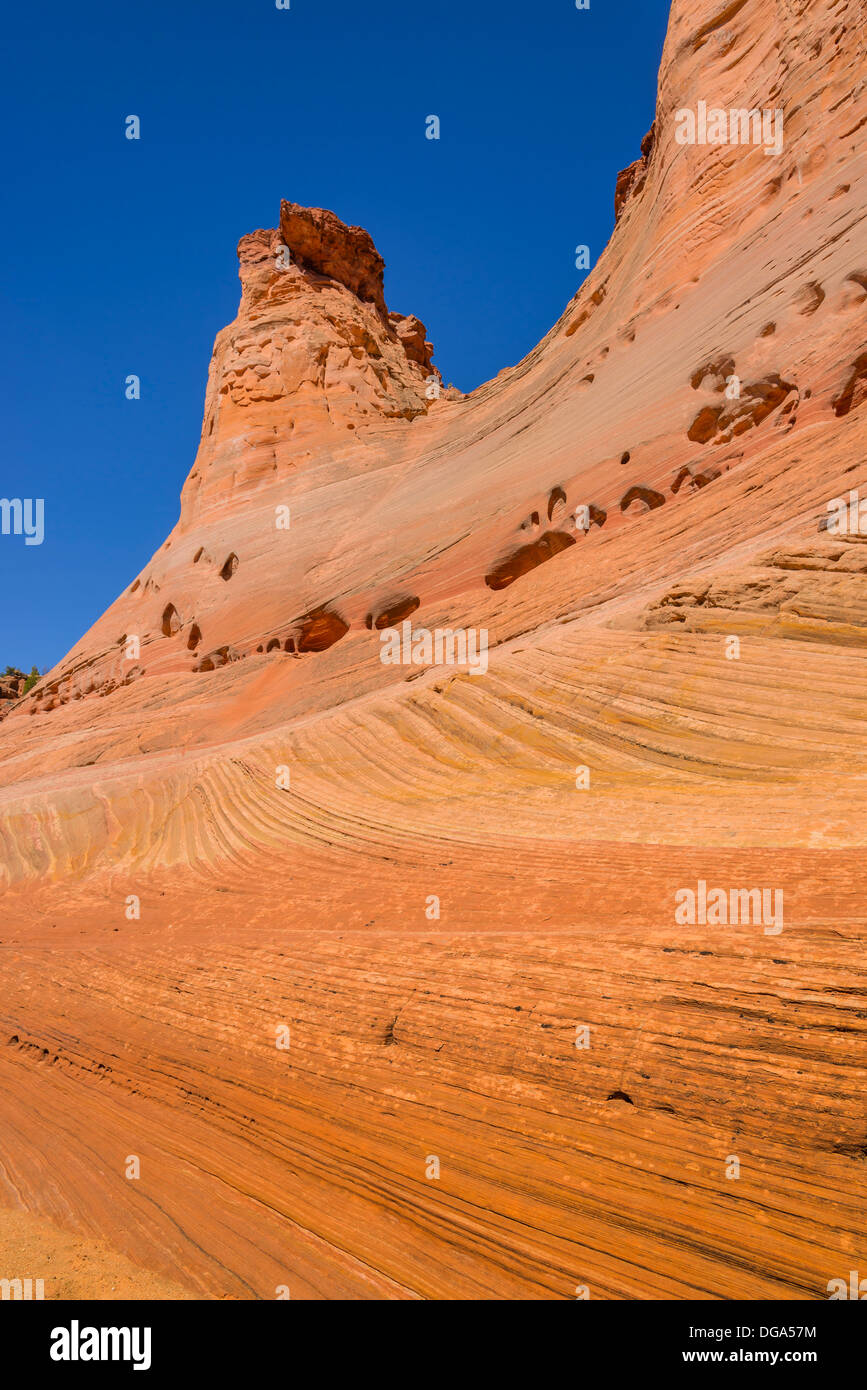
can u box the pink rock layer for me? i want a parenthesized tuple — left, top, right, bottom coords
(0, 0, 865, 1300)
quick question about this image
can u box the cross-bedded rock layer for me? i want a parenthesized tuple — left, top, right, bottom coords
(0, 0, 865, 1300)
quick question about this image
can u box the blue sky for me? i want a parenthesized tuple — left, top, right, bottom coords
(1, 0, 669, 671)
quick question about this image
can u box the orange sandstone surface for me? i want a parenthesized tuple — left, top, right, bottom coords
(1, 0, 866, 1299)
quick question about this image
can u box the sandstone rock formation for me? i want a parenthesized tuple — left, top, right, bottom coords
(0, 670, 26, 704)
(0, 0, 865, 1300)
(614, 123, 656, 222)
(0, 668, 36, 720)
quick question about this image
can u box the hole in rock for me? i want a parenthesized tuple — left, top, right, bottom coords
(373, 596, 421, 629)
(795, 281, 825, 315)
(687, 405, 724, 443)
(220, 552, 239, 581)
(161, 603, 181, 637)
(296, 609, 349, 653)
(485, 531, 576, 591)
(606, 1090, 634, 1104)
(197, 645, 238, 671)
(833, 354, 867, 418)
(187, 623, 202, 650)
(547, 486, 567, 520)
(690, 356, 734, 391)
(620, 485, 665, 513)
(691, 467, 722, 489)
(671, 466, 692, 494)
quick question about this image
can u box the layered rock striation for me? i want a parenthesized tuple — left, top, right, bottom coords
(0, 0, 865, 1301)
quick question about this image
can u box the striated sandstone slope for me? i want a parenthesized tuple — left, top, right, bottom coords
(0, 0, 865, 1300)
